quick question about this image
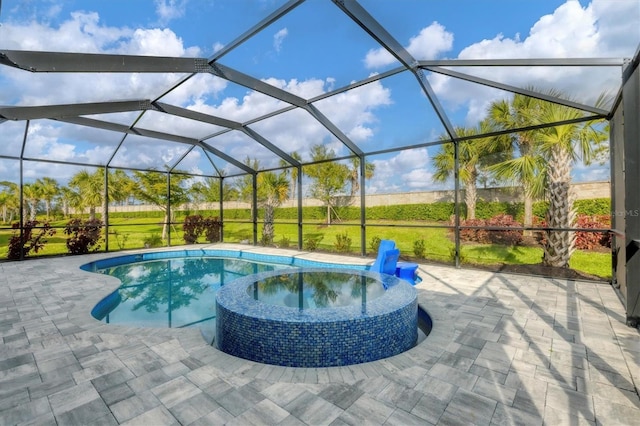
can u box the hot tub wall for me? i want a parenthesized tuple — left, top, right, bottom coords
(216, 299, 418, 367)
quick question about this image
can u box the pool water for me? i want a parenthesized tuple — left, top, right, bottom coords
(91, 256, 293, 329)
(249, 271, 386, 309)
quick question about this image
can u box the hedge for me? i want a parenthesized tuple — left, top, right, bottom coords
(105, 198, 611, 223)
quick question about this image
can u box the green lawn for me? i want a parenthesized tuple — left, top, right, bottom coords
(0, 218, 612, 280)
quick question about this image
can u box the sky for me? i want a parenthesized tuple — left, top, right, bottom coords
(1, 0, 639, 195)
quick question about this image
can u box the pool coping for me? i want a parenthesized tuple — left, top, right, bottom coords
(65, 243, 456, 378)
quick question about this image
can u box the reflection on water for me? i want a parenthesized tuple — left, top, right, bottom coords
(95, 257, 291, 328)
(249, 271, 385, 310)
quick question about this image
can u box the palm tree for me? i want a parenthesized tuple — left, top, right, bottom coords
(35, 177, 60, 220)
(190, 174, 237, 204)
(57, 186, 80, 218)
(237, 158, 261, 219)
(348, 156, 375, 197)
(22, 183, 41, 221)
(279, 151, 302, 200)
(258, 170, 290, 245)
(486, 93, 547, 233)
(304, 145, 351, 225)
(104, 169, 135, 221)
(0, 182, 20, 223)
(432, 124, 491, 220)
(132, 169, 190, 240)
(535, 95, 608, 268)
(68, 169, 103, 220)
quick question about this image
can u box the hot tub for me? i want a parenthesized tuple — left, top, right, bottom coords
(216, 268, 418, 367)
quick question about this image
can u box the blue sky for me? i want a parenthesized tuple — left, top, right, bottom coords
(1, 0, 639, 194)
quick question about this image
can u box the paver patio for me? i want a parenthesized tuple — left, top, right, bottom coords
(1, 243, 639, 425)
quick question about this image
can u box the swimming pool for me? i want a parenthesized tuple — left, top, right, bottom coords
(85, 249, 429, 366)
(84, 249, 369, 333)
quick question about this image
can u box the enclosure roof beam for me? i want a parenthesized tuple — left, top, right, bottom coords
(152, 102, 242, 129)
(198, 141, 255, 174)
(151, 102, 301, 166)
(209, 0, 305, 62)
(333, 0, 457, 141)
(240, 127, 302, 167)
(425, 66, 611, 115)
(0, 100, 151, 121)
(304, 104, 363, 156)
(55, 115, 253, 173)
(207, 62, 308, 108)
(0, 50, 209, 73)
(417, 58, 625, 67)
(332, 0, 415, 70)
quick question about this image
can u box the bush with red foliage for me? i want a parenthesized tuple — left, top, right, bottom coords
(182, 215, 222, 244)
(7, 220, 56, 260)
(64, 218, 103, 254)
(183, 215, 205, 244)
(460, 214, 523, 246)
(575, 214, 611, 250)
(534, 215, 611, 250)
(486, 214, 524, 245)
(460, 218, 490, 243)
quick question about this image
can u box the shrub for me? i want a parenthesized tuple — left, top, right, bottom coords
(369, 236, 381, 254)
(277, 235, 291, 248)
(113, 230, 129, 250)
(460, 218, 490, 243)
(304, 235, 323, 251)
(183, 215, 205, 244)
(143, 233, 163, 248)
(334, 232, 352, 253)
(7, 220, 56, 260)
(203, 217, 222, 243)
(535, 215, 611, 250)
(260, 233, 274, 246)
(64, 218, 103, 254)
(183, 215, 222, 244)
(413, 239, 425, 258)
(449, 247, 466, 263)
(459, 215, 523, 246)
(574, 198, 610, 216)
(485, 214, 523, 245)
(575, 214, 611, 250)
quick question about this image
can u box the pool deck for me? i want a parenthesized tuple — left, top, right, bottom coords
(1, 243, 639, 425)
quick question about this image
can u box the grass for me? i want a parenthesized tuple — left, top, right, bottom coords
(0, 217, 612, 279)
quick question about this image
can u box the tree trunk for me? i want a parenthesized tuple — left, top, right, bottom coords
(162, 212, 169, 241)
(465, 180, 477, 220)
(543, 147, 575, 268)
(262, 204, 275, 245)
(102, 198, 108, 227)
(523, 188, 533, 237)
(28, 201, 37, 221)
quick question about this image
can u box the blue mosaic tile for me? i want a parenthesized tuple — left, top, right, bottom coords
(216, 268, 418, 367)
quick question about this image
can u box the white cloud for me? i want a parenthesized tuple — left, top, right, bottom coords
(273, 28, 288, 53)
(365, 22, 454, 68)
(367, 148, 443, 193)
(0, 12, 132, 52)
(430, 0, 639, 124)
(154, 0, 188, 26)
(1, 0, 636, 191)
